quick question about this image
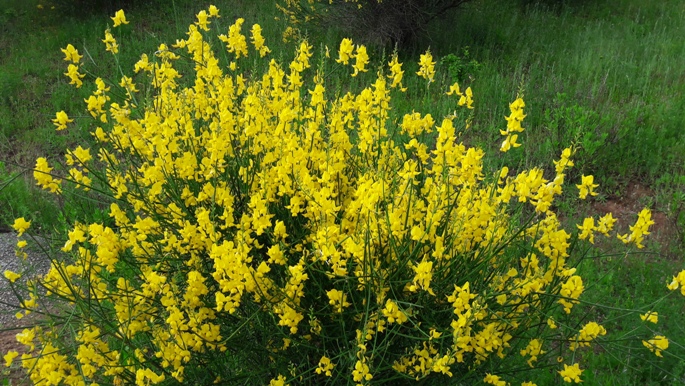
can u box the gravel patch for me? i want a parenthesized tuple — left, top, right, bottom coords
(0, 232, 51, 330)
(0, 232, 53, 383)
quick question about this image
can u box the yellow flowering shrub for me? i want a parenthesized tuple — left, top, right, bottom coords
(4, 6, 683, 386)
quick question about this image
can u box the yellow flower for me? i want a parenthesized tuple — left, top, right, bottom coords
(640, 311, 658, 324)
(446, 82, 462, 96)
(133, 54, 152, 74)
(577, 217, 595, 244)
(547, 317, 558, 329)
(500, 134, 521, 152)
(135, 368, 165, 384)
(34, 157, 62, 194)
(577, 174, 599, 199)
(431, 353, 454, 376)
(208, 5, 220, 17)
(3, 350, 18, 367)
(111, 9, 129, 27)
(484, 373, 506, 386)
(387, 53, 406, 91)
(119, 75, 139, 93)
(596, 213, 617, 236)
(500, 96, 525, 151)
(62, 226, 87, 252)
(12, 217, 31, 236)
(351, 45, 369, 77)
(218, 18, 248, 59)
(643, 335, 669, 357)
(292, 40, 313, 72)
(447, 282, 476, 315)
(195, 10, 210, 31)
(4, 270, 21, 283)
(85, 94, 107, 120)
(52, 110, 73, 131)
(251, 24, 270, 57)
(269, 375, 288, 386)
(273, 220, 288, 239)
(352, 359, 373, 383)
(382, 299, 407, 324)
(559, 275, 584, 313)
(554, 147, 575, 174)
(64, 64, 85, 88)
(336, 38, 354, 65)
(667, 269, 685, 295)
(416, 49, 435, 82)
(315, 356, 335, 377)
(503, 97, 526, 133)
(520, 339, 545, 367)
(570, 322, 606, 351)
(559, 363, 583, 383)
(61, 44, 82, 64)
(408, 257, 435, 295)
(459, 86, 474, 109)
(102, 29, 119, 54)
(617, 208, 654, 249)
(326, 289, 350, 313)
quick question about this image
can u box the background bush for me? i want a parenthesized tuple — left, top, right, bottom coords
(279, 0, 476, 47)
(3, 6, 683, 386)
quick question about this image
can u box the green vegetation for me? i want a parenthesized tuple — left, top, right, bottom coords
(0, 0, 683, 384)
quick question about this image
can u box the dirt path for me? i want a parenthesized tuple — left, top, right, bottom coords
(592, 182, 679, 258)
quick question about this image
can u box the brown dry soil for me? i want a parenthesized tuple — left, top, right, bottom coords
(592, 182, 679, 258)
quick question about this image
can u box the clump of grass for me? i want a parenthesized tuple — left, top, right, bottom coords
(0, 162, 61, 233)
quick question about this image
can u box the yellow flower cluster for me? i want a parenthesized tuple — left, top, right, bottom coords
(315, 355, 335, 376)
(12, 217, 31, 236)
(520, 339, 545, 367)
(102, 28, 118, 54)
(34, 157, 61, 193)
(219, 17, 248, 59)
(558, 275, 584, 314)
(570, 321, 607, 351)
(559, 363, 583, 383)
(387, 52, 407, 91)
(61, 43, 85, 88)
(618, 208, 655, 249)
(327, 288, 351, 313)
(643, 335, 669, 357)
(667, 269, 685, 295)
(416, 49, 436, 83)
(500, 96, 526, 152)
(484, 373, 507, 385)
(111, 9, 129, 27)
(640, 311, 658, 324)
(446, 82, 474, 109)
(335, 38, 369, 77)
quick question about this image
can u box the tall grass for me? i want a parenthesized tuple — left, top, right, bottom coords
(423, 0, 685, 187)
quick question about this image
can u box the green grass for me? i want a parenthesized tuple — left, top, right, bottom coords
(424, 0, 685, 186)
(0, 0, 684, 384)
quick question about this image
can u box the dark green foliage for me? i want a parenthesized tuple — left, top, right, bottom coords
(283, 0, 476, 48)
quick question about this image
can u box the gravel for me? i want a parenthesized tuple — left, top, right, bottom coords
(0, 232, 51, 329)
